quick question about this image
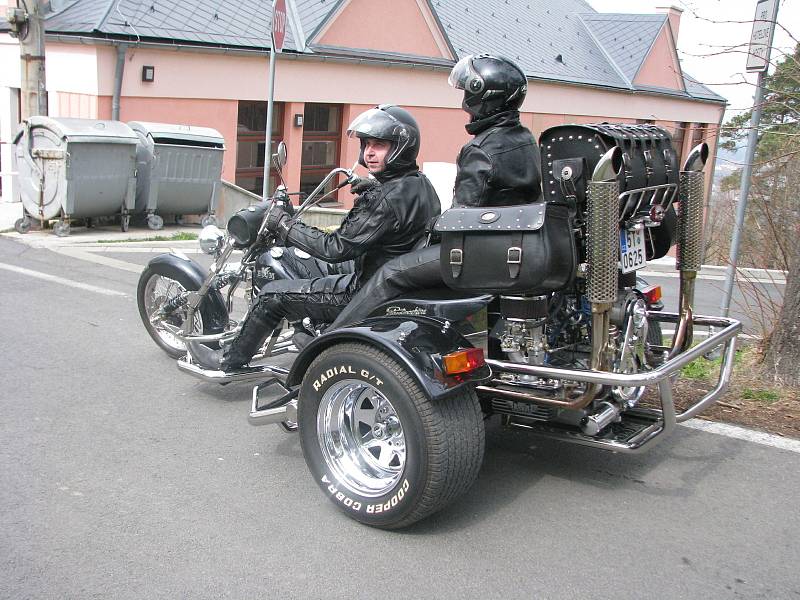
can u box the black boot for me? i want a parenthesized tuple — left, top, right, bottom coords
(187, 342, 224, 370)
(219, 300, 282, 371)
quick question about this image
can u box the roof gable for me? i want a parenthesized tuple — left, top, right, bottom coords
(580, 13, 665, 83)
(633, 22, 685, 91)
(432, 0, 629, 89)
(312, 0, 453, 61)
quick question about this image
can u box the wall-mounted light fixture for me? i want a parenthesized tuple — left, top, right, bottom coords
(141, 65, 155, 82)
(294, 114, 304, 127)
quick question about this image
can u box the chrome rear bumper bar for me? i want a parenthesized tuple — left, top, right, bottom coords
(480, 312, 742, 453)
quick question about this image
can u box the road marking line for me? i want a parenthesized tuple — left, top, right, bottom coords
(661, 328, 758, 340)
(55, 247, 143, 274)
(682, 419, 800, 454)
(0, 262, 129, 297)
(639, 270, 786, 285)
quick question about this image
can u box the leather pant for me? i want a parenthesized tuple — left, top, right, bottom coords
(330, 244, 442, 329)
(222, 272, 359, 370)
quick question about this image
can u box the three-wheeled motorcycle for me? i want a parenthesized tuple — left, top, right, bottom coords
(137, 124, 741, 529)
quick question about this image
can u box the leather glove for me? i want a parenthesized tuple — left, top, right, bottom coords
(265, 201, 292, 240)
(350, 177, 378, 196)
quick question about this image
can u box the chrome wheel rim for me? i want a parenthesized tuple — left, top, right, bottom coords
(143, 274, 203, 353)
(317, 379, 406, 498)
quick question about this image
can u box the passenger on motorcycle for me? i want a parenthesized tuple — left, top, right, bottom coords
(329, 55, 541, 328)
(193, 104, 441, 371)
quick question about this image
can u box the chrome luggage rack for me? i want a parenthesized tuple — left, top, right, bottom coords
(619, 182, 678, 223)
(479, 312, 742, 454)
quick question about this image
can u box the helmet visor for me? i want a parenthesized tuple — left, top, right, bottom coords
(347, 108, 411, 166)
(448, 55, 481, 91)
(347, 108, 404, 141)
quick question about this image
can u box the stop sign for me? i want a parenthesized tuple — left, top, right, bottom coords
(272, 0, 287, 53)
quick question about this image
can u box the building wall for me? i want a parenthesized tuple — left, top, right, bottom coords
(1, 38, 724, 207)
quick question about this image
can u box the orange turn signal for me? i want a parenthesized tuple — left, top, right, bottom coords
(442, 347, 485, 376)
(642, 285, 662, 304)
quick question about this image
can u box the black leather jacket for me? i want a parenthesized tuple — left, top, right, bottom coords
(453, 110, 542, 207)
(283, 166, 441, 284)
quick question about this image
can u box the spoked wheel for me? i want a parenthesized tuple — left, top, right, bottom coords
(137, 270, 205, 357)
(299, 342, 485, 529)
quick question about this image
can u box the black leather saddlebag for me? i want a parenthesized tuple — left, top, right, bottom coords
(434, 202, 576, 294)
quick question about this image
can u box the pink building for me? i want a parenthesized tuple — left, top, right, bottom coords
(0, 0, 725, 210)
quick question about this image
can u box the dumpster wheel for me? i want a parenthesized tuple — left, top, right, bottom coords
(147, 214, 164, 231)
(14, 217, 31, 235)
(53, 220, 70, 237)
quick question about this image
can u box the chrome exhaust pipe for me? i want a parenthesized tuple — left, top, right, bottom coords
(683, 143, 709, 172)
(670, 164, 706, 357)
(581, 147, 624, 405)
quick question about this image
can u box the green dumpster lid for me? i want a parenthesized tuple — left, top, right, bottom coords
(26, 116, 138, 144)
(128, 121, 224, 146)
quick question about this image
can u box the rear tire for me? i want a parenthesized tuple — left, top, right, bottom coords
(298, 342, 484, 529)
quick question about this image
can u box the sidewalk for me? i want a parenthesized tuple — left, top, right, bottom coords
(0, 222, 203, 249)
(643, 256, 787, 283)
(1, 224, 788, 284)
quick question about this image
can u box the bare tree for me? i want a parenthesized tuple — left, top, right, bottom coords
(720, 44, 800, 386)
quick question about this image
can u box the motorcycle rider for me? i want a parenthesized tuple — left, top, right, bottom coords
(192, 104, 441, 371)
(330, 54, 541, 328)
(449, 53, 542, 206)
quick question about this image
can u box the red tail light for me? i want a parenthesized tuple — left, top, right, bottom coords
(642, 285, 662, 304)
(442, 347, 485, 375)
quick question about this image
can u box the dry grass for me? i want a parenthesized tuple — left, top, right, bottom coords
(670, 345, 800, 438)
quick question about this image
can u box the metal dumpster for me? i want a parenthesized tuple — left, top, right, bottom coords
(12, 117, 138, 236)
(129, 121, 225, 230)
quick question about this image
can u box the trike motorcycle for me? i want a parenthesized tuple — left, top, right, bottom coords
(137, 126, 741, 529)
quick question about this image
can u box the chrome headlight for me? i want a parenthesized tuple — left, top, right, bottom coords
(199, 225, 225, 255)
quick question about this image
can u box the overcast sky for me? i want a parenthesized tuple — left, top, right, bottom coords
(587, 0, 799, 120)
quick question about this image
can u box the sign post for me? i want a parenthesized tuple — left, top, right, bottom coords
(720, 0, 779, 318)
(262, 0, 287, 199)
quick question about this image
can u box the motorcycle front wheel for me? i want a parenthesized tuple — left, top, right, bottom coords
(137, 267, 211, 358)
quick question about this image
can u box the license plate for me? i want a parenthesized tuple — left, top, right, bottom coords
(619, 227, 647, 274)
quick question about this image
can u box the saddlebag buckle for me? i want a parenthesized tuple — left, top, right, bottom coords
(507, 246, 522, 279)
(449, 248, 463, 278)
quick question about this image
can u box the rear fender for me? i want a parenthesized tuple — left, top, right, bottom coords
(144, 253, 228, 332)
(287, 316, 490, 400)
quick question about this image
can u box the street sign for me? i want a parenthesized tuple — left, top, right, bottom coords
(272, 0, 287, 53)
(746, 0, 778, 72)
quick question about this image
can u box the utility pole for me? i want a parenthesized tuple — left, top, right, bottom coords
(720, 0, 779, 318)
(7, 0, 48, 120)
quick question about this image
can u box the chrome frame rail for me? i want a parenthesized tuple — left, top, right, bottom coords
(480, 312, 741, 453)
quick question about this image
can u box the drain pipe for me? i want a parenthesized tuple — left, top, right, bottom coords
(111, 43, 127, 121)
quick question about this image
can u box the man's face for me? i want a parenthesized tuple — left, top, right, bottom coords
(363, 138, 392, 173)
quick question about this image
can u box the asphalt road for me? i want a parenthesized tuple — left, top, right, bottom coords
(1, 235, 798, 599)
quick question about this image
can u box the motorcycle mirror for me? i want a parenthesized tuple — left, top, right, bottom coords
(272, 141, 288, 171)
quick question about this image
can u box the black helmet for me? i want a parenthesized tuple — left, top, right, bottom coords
(449, 54, 527, 120)
(347, 104, 420, 174)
